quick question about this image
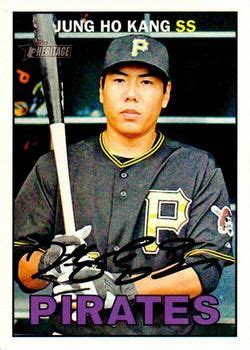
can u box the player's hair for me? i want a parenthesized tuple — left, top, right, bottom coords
(101, 63, 169, 93)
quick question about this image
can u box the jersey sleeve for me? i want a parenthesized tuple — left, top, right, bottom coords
(183, 153, 235, 293)
(14, 153, 58, 285)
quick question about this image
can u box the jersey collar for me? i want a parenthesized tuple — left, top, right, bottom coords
(99, 131, 165, 169)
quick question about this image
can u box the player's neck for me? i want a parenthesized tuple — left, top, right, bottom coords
(103, 128, 157, 158)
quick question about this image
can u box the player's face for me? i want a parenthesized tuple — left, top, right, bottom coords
(99, 64, 171, 137)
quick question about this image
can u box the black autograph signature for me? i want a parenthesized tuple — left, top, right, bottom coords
(30, 236, 218, 285)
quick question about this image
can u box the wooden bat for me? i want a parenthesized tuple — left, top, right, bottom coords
(33, 14, 76, 236)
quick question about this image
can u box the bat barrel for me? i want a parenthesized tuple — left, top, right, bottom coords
(33, 14, 63, 124)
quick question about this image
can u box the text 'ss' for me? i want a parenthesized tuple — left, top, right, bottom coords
(176, 20, 196, 33)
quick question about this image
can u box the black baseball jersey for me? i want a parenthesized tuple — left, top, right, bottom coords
(14, 132, 234, 335)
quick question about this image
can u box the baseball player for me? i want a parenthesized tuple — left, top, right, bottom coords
(14, 34, 234, 336)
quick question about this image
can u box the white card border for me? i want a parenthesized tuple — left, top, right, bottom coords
(1, 0, 250, 348)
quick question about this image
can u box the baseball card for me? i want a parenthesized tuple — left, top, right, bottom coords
(1, 0, 250, 348)
(12, 9, 237, 337)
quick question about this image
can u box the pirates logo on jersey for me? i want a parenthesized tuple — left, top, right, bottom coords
(211, 205, 234, 237)
(143, 188, 192, 254)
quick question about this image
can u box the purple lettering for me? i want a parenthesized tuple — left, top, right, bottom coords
(136, 296, 161, 325)
(107, 296, 136, 325)
(77, 296, 103, 325)
(61, 295, 72, 325)
(30, 296, 56, 325)
(193, 295, 220, 325)
(164, 296, 189, 325)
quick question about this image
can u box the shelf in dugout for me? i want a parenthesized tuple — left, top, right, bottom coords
(14, 31, 236, 40)
(14, 116, 236, 125)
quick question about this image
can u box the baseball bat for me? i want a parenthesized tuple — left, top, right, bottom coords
(33, 14, 76, 236)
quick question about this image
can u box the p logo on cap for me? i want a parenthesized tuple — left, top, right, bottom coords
(131, 39, 149, 57)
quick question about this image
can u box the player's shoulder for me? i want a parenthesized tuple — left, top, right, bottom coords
(67, 135, 98, 155)
(164, 137, 216, 167)
(67, 136, 100, 166)
(36, 135, 98, 166)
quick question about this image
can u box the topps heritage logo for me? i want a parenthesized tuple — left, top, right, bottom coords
(19, 39, 72, 59)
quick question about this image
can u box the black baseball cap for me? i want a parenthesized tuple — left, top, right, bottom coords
(103, 34, 170, 80)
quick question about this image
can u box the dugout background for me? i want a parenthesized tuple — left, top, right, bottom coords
(13, 12, 237, 336)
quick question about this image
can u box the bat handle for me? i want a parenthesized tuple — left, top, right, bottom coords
(50, 123, 76, 236)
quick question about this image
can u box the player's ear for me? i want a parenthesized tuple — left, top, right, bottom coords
(99, 77, 104, 104)
(161, 81, 172, 109)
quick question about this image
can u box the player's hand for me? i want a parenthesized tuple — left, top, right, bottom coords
(52, 268, 137, 309)
(38, 225, 92, 280)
